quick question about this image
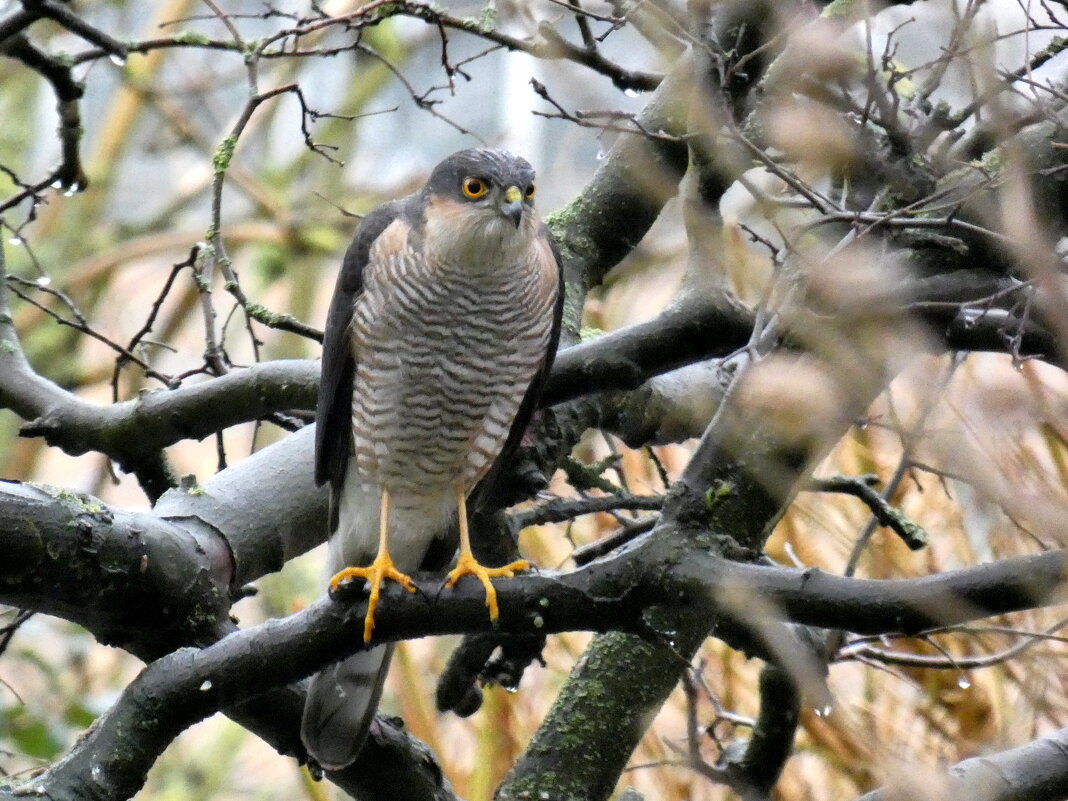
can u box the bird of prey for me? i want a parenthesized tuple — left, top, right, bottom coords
(301, 148, 564, 770)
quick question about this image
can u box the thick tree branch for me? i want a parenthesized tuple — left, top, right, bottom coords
(0, 480, 232, 654)
(2, 251, 1061, 489)
(4, 282, 1058, 475)
(545, 51, 691, 337)
(0, 428, 327, 653)
(3, 482, 1064, 801)
(153, 425, 327, 586)
(543, 292, 753, 405)
(8, 352, 318, 471)
(8, 480, 1065, 658)
(20, 421, 1062, 656)
(0, 429, 450, 801)
(735, 663, 802, 796)
(855, 726, 1068, 801)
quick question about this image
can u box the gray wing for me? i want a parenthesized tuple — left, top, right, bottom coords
(315, 200, 406, 528)
(304, 198, 417, 771)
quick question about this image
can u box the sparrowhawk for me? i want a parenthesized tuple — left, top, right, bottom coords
(301, 149, 563, 770)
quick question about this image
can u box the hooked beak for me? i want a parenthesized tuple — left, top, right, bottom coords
(500, 185, 523, 228)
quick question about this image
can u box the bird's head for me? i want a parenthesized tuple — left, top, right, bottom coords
(422, 149, 540, 268)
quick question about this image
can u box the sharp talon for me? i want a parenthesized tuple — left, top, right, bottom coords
(446, 553, 529, 621)
(328, 567, 365, 595)
(328, 555, 416, 642)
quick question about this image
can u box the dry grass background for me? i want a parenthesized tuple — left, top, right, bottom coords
(3, 1, 1068, 799)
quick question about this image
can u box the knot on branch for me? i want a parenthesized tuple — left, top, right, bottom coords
(19, 413, 64, 444)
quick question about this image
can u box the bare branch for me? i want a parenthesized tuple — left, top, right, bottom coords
(855, 727, 1068, 801)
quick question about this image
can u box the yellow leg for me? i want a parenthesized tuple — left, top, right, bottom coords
(445, 486, 529, 620)
(328, 489, 416, 642)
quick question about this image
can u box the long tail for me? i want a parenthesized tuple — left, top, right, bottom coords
(301, 486, 395, 771)
(301, 479, 455, 769)
(301, 642, 394, 770)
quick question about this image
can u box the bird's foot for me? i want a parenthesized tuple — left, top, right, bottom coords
(329, 554, 416, 642)
(445, 552, 529, 621)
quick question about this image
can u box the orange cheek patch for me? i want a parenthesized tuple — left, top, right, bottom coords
(533, 233, 560, 295)
(422, 195, 486, 264)
(369, 218, 412, 261)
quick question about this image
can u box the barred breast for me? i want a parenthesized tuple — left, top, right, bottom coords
(349, 228, 556, 508)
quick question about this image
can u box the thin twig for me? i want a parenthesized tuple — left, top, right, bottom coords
(807, 474, 927, 550)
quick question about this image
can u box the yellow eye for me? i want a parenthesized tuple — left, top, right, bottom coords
(462, 177, 487, 199)
(525, 184, 536, 200)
